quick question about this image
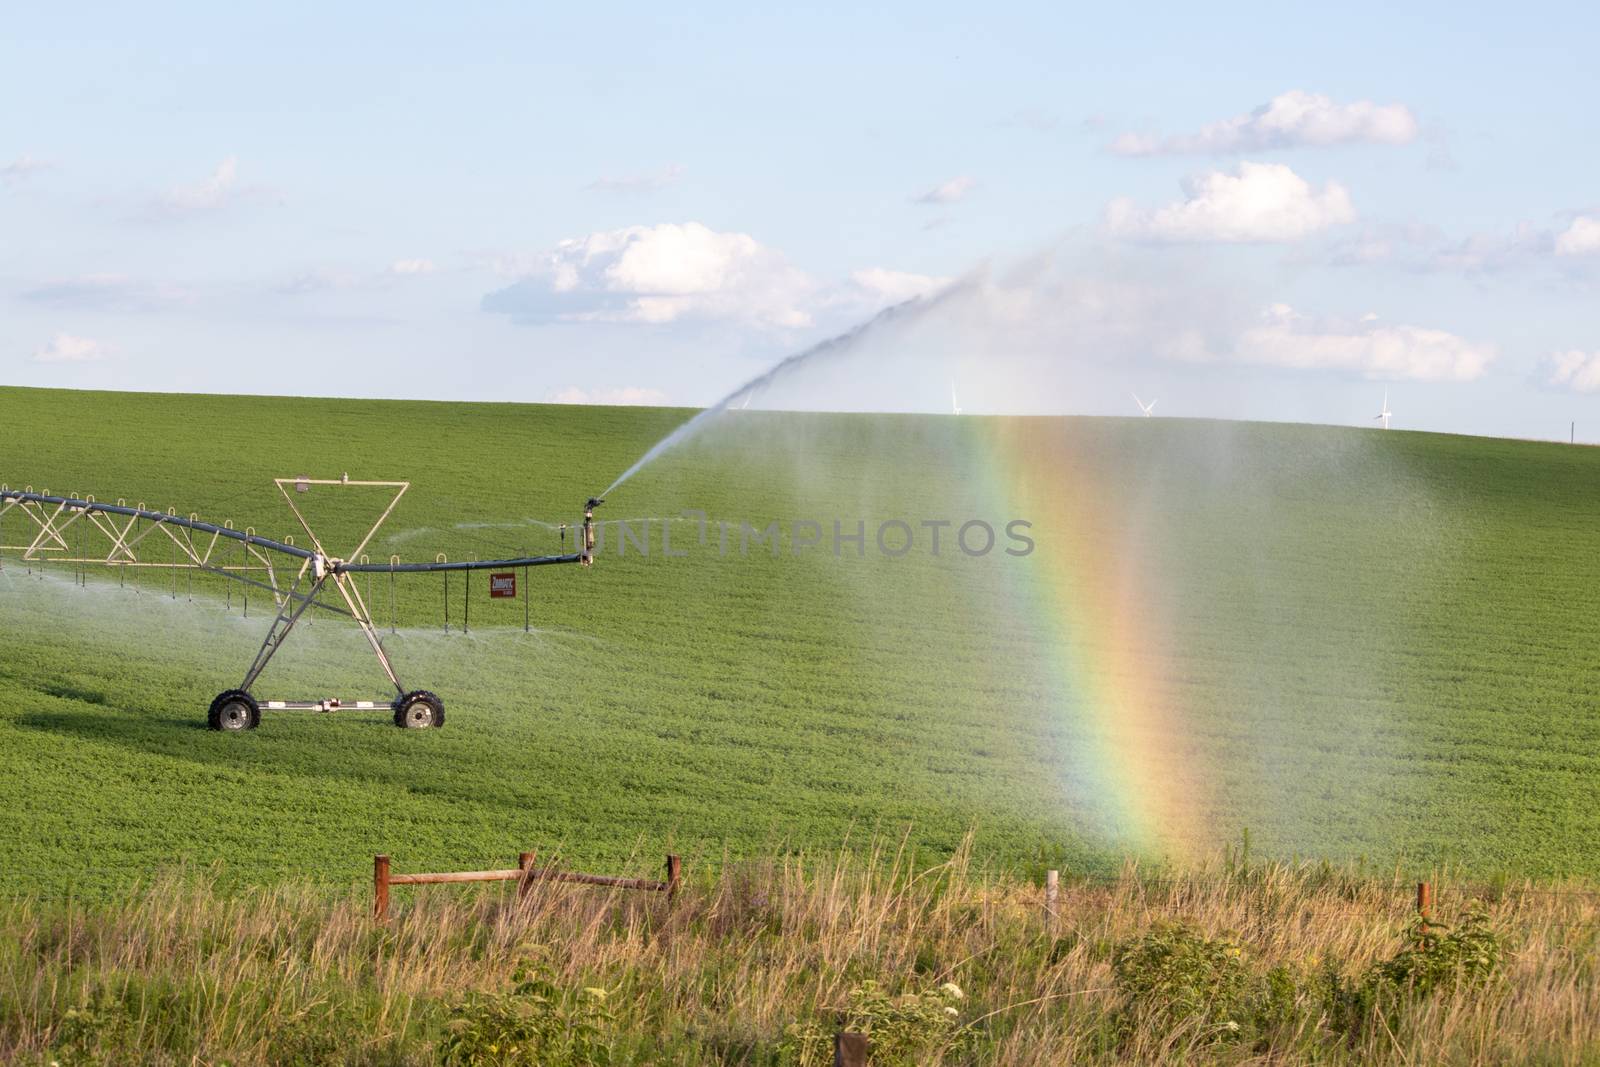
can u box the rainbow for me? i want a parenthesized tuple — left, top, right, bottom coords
(979, 419, 1210, 859)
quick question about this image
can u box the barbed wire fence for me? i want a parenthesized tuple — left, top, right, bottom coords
(4, 859, 1600, 929)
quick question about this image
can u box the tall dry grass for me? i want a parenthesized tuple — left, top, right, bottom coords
(2, 837, 1597, 1064)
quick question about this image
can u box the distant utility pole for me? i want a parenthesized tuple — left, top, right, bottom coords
(1573, 421, 1576, 444)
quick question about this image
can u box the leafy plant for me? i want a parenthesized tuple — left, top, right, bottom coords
(1322, 907, 1505, 1038)
(1372, 907, 1502, 995)
(1112, 922, 1252, 1044)
(44, 993, 133, 1067)
(438, 965, 614, 1067)
(780, 980, 969, 1066)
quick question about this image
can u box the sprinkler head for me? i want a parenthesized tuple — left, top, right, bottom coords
(580, 497, 602, 564)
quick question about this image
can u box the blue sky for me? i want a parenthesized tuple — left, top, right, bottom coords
(4, 2, 1598, 439)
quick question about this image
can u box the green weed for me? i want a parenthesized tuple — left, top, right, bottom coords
(439, 965, 615, 1067)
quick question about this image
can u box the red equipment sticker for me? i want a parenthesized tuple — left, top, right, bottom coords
(489, 572, 516, 598)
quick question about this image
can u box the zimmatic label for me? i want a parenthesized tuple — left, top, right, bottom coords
(489, 572, 516, 598)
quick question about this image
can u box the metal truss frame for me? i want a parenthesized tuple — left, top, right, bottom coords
(0, 478, 598, 727)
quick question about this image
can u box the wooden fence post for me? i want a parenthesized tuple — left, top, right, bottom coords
(518, 851, 536, 901)
(374, 854, 391, 922)
(1045, 869, 1059, 926)
(666, 854, 681, 903)
(1416, 881, 1432, 936)
(834, 1031, 868, 1067)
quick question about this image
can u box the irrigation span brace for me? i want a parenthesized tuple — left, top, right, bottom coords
(0, 478, 603, 732)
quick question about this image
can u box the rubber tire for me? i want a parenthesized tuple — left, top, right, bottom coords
(393, 690, 444, 729)
(208, 689, 260, 732)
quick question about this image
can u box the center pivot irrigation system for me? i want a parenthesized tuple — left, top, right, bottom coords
(0, 476, 604, 732)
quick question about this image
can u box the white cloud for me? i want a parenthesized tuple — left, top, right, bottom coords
(586, 164, 685, 192)
(1106, 161, 1355, 243)
(1110, 90, 1419, 156)
(1, 154, 53, 184)
(848, 268, 951, 304)
(158, 156, 240, 215)
(1545, 350, 1600, 392)
(31, 333, 110, 363)
(484, 225, 953, 333)
(1229, 304, 1494, 381)
(912, 175, 977, 205)
(483, 221, 815, 328)
(389, 258, 437, 275)
(1555, 216, 1600, 256)
(548, 386, 670, 406)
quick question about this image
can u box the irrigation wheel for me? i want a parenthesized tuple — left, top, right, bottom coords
(208, 689, 260, 732)
(393, 690, 444, 729)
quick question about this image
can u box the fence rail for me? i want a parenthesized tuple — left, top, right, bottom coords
(374, 851, 680, 921)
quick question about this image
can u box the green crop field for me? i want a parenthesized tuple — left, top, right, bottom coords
(3, 384, 1599, 895)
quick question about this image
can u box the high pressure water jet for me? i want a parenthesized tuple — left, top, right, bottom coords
(0, 477, 602, 732)
(600, 275, 981, 498)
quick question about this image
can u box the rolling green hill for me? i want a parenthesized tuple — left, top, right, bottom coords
(3, 384, 1599, 893)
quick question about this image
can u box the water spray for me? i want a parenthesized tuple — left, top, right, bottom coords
(600, 273, 983, 499)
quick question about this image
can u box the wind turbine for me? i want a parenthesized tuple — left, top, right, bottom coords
(1132, 392, 1157, 417)
(1375, 390, 1392, 430)
(951, 380, 962, 416)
